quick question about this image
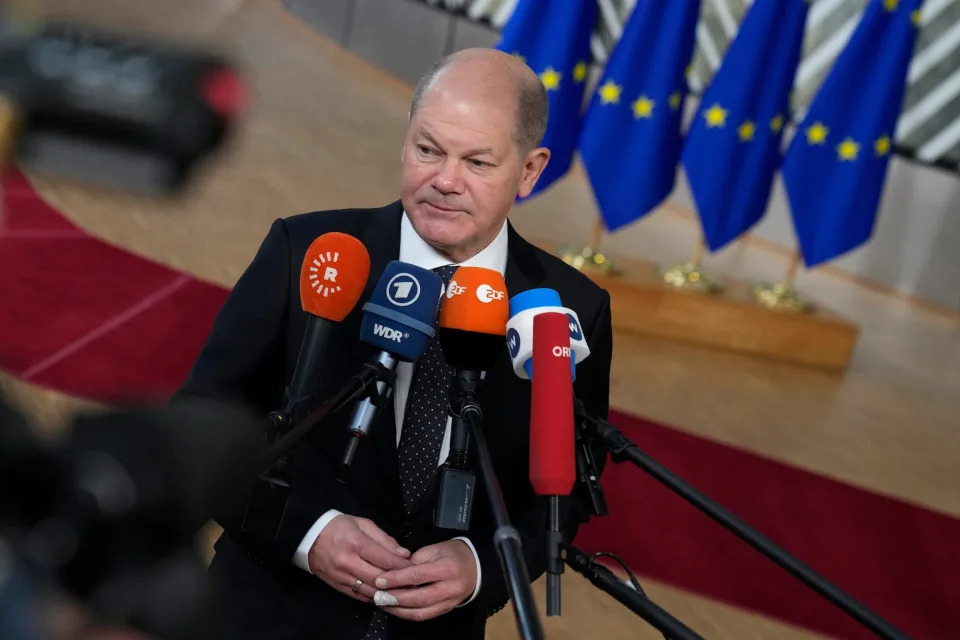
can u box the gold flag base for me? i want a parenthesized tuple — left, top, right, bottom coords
(557, 220, 620, 276)
(752, 283, 813, 313)
(659, 261, 720, 293)
(558, 244, 620, 276)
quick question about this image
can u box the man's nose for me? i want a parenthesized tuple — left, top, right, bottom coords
(431, 159, 464, 194)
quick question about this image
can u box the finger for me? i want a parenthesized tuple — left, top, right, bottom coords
(327, 573, 374, 603)
(382, 601, 459, 623)
(354, 518, 410, 557)
(376, 582, 450, 609)
(357, 539, 414, 572)
(329, 572, 377, 600)
(373, 561, 455, 590)
(336, 557, 392, 599)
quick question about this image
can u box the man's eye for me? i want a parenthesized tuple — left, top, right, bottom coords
(470, 160, 491, 168)
(418, 146, 434, 155)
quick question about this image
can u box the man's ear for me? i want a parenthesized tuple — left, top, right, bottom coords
(517, 147, 551, 199)
(401, 143, 407, 163)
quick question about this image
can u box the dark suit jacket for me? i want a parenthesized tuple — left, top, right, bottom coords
(178, 201, 612, 639)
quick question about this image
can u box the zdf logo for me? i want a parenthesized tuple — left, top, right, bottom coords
(476, 283, 505, 303)
(386, 273, 421, 307)
(445, 280, 467, 299)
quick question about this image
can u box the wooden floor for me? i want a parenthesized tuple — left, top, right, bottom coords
(3, 1, 959, 638)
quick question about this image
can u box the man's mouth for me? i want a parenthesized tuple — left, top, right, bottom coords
(424, 202, 462, 214)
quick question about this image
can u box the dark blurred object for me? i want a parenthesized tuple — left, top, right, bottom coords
(0, 396, 264, 639)
(0, 8, 247, 194)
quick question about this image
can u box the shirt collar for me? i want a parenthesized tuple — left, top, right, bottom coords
(399, 211, 509, 275)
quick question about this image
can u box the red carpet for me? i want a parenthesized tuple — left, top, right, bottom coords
(0, 169, 228, 402)
(577, 413, 960, 639)
(1, 170, 958, 639)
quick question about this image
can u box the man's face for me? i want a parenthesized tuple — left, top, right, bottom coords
(400, 78, 544, 260)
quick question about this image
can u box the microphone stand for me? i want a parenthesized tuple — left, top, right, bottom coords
(574, 401, 910, 640)
(563, 545, 704, 640)
(449, 370, 545, 640)
(240, 361, 395, 539)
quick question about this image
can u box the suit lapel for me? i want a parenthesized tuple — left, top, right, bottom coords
(504, 221, 547, 295)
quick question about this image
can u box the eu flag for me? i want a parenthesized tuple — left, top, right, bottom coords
(682, 0, 809, 251)
(579, 0, 699, 231)
(782, 0, 923, 267)
(496, 0, 596, 197)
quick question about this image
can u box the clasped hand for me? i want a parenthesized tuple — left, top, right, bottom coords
(309, 515, 477, 622)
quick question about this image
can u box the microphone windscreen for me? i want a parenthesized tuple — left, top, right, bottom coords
(299, 232, 370, 321)
(360, 261, 443, 361)
(438, 266, 509, 370)
(439, 266, 509, 335)
(530, 312, 576, 496)
(506, 288, 590, 381)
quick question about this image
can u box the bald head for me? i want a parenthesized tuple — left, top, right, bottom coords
(410, 48, 548, 153)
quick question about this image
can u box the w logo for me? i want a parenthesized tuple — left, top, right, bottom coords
(506, 328, 521, 358)
(567, 313, 583, 341)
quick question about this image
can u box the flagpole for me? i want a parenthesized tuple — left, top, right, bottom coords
(660, 232, 719, 293)
(753, 249, 811, 312)
(589, 218, 604, 253)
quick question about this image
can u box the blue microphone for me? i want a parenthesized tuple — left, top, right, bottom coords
(506, 288, 589, 381)
(342, 261, 443, 471)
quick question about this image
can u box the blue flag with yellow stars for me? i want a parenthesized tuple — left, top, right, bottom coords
(579, 0, 700, 231)
(496, 0, 597, 198)
(782, 0, 923, 267)
(682, 0, 809, 251)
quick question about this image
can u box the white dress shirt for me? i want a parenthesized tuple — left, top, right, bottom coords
(293, 211, 510, 606)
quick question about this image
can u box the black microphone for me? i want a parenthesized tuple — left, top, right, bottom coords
(241, 232, 369, 539)
(340, 260, 443, 473)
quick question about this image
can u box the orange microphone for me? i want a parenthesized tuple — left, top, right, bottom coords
(284, 232, 370, 415)
(436, 267, 543, 636)
(435, 266, 508, 530)
(242, 232, 368, 541)
(438, 266, 509, 371)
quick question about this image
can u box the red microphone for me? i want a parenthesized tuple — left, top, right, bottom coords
(530, 312, 576, 496)
(529, 311, 575, 617)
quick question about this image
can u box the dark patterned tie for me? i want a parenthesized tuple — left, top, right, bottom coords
(397, 263, 457, 513)
(362, 264, 456, 640)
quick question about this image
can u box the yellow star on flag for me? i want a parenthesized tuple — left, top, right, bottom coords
(806, 122, 829, 145)
(911, 9, 923, 27)
(883, 0, 900, 11)
(837, 138, 859, 161)
(874, 135, 892, 156)
(770, 114, 784, 134)
(573, 62, 587, 83)
(669, 92, 682, 110)
(738, 120, 756, 142)
(704, 104, 727, 128)
(540, 67, 562, 91)
(685, 63, 695, 79)
(632, 95, 655, 119)
(598, 80, 622, 104)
